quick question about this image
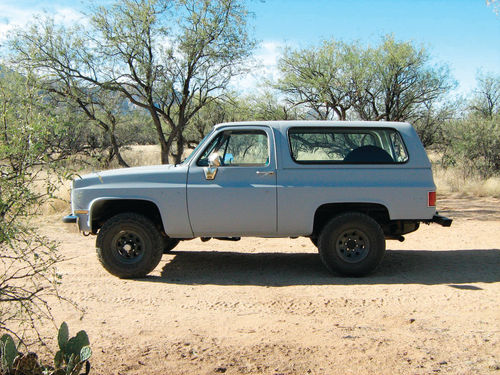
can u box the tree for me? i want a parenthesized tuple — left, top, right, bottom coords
(412, 98, 459, 147)
(9, 19, 131, 167)
(11, 0, 255, 164)
(48, 85, 132, 167)
(243, 91, 301, 121)
(441, 115, 500, 178)
(183, 91, 298, 148)
(183, 98, 232, 147)
(353, 36, 454, 121)
(275, 40, 356, 120)
(469, 72, 500, 119)
(0, 68, 68, 339)
(275, 35, 454, 123)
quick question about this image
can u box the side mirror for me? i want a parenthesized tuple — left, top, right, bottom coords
(208, 153, 221, 167)
(204, 153, 221, 180)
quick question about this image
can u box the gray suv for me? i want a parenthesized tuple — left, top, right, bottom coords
(63, 121, 451, 278)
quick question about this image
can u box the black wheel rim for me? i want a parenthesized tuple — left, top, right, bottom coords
(335, 229, 370, 263)
(112, 230, 145, 264)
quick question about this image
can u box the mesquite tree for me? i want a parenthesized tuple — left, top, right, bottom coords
(276, 35, 454, 123)
(11, 0, 255, 164)
(0, 68, 68, 340)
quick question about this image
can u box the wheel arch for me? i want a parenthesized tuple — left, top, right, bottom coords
(312, 202, 390, 237)
(89, 198, 165, 235)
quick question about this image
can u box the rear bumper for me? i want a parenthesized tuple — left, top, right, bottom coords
(430, 213, 453, 227)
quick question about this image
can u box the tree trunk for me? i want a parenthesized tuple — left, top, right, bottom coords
(109, 131, 129, 168)
(174, 135, 185, 164)
(149, 108, 170, 164)
(160, 142, 170, 165)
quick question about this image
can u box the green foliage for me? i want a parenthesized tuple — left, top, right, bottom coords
(413, 99, 460, 147)
(276, 40, 356, 120)
(469, 72, 500, 119)
(11, 0, 255, 164)
(275, 35, 454, 123)
(0, 67, 70, 338)
(0, 323, 91, 375)
(441, 115, 500, 178)
(184, 92, 298, 146)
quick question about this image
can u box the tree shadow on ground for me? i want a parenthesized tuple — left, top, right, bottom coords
(437, 197, 500, 221)
(139, 248, 500, 286)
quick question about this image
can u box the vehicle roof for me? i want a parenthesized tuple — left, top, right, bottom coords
(213, 120, 412, 131)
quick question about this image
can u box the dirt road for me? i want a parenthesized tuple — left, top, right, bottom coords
(40, 197, 499, 374)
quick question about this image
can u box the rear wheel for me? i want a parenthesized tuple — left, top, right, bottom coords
(96, 213, 164, 278)
(318, 212, 385, 276)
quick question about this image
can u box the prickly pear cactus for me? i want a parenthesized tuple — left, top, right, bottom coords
(53, 322, 92, 375)
(0, 334, 18, 373)
(58, 322, 69, 352)
(1, 323, 91, 375)
(65, 331, 90, 358)
(79, 347, 91, 363)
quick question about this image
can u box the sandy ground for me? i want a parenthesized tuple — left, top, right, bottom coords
(37, 196, 499, 375)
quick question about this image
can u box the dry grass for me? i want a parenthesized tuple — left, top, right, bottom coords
(433, 166, 500, 198)
(109, 145, 163, 168)
(109, 145, 195, 168)
(30, 171, 72, 216)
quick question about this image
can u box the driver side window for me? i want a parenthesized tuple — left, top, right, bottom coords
(197, 130, 269, 167)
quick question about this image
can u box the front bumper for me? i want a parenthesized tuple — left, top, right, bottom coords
(62, 214, 77, 223)
(62, 212, 91, 232)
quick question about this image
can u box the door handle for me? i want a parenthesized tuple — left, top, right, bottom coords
(256, 171, 275, 176)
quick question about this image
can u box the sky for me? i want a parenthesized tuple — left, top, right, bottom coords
(0, 0, 499, 94)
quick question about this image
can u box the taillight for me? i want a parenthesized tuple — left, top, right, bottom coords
(428, 191, 436, 207)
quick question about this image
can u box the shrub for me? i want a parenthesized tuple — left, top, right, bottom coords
(441, 115, 500, 178)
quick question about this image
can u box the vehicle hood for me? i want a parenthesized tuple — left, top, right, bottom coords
(73, 164, 178, 189)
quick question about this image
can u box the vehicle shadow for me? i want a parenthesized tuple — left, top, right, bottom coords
(140, 248, 500, 286)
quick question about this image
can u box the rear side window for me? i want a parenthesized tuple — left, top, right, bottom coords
(288, 127, 409, 164)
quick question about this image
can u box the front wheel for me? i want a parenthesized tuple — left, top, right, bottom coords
(318, 212, 386, 277)
(96, 213, 164, 278)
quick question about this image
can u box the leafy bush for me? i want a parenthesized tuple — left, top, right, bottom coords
(441, 115, 500, 178)
(0, 68, 69, 336)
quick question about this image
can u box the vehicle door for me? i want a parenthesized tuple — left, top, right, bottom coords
(187, 126, 277, 236)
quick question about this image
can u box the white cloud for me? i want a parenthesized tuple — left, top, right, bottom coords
(0, 4, 85, 42)
(231, 40, 287, 93)
(0, 4, 28, 40)
(0, 23, 13, 41)
(258, 41, 283, 67)
(53, 7, 86, 27)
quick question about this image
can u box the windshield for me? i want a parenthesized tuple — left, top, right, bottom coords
(179, 130, 214, 165)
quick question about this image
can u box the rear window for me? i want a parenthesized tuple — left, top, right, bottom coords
(288, 127, 409, 164)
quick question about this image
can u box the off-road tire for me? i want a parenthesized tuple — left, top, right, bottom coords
(318, 212, 385, 277)
(96, 213, 164, 278)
